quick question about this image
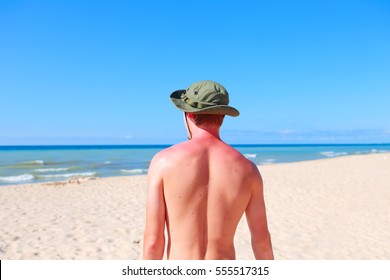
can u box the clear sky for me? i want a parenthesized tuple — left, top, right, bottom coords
(1, 0, 389, 145)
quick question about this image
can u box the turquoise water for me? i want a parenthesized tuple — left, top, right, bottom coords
(0, 144, 389, 186)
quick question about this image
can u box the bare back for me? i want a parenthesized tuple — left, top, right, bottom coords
(143, 82, 273, 260)
(160, 138, 257, 259)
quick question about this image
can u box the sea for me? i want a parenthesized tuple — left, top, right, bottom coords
(0, 144, 389, 186)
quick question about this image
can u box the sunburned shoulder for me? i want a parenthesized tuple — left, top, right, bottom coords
(211, 142, 258, 173)
(150, 142, 189, 166)
(225, 152, 262, 186)
(149, 142, 259, 179)
(234, 150, 259, 174)
(218, 143, 251, 162)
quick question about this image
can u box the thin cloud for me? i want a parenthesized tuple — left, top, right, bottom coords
(279, 129, 295, 135)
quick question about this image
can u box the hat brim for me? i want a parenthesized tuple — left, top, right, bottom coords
(170, 90, 240, 117)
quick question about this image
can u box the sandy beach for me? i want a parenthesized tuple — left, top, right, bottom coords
(1, 153, 389, 260)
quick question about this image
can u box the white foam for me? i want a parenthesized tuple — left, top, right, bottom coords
(35, 160, 45, 165)
(320, 151, 348, 157)
(120, 169, 147, 174)
(0, 174, 35, 183)
(37, 172, 96, 179)
(244, 153, 257, 159)
(35, 168, 70, 173)
(104, 161, 111, 164)
(260, 159, 276, 165)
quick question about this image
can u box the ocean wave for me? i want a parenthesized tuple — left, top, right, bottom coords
(120, 169, 147, 175)
(354, 149, 388, 155)
(25, 160, 45, 166)
(320, 151, 348, 157)
(0, 174, 35, 183)
(35, 167, 70, 173)
(37, 172, 96, 179)
(244, 153, 257, 159)
(260, 159, 276, 165)
(10, 160, 46, 167)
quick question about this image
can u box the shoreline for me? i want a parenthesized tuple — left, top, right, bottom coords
(1, 151, 389, 188)
(1, 153, 389, 259)
(1, 143, 389, 187)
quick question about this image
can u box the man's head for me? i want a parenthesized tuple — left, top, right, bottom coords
(170, 80, 240, 117)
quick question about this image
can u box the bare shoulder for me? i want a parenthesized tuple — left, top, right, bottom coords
(245, 160, 263, 191)
(221, 143, 260, 174)
(226, 145, 263, 191)
(149, 142, 189, 170)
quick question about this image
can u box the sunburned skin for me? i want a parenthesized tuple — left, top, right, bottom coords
(143, 114, 274, 260)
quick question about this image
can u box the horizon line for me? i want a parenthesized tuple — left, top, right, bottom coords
(1, 143, 390, 148)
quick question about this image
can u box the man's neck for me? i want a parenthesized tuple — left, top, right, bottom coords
(189, 125, 221, 141)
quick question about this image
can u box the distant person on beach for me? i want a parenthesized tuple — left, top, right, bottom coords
(143, 80, 274, 260)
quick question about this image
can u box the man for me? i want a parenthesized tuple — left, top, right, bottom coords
(143, 80, 274, 260)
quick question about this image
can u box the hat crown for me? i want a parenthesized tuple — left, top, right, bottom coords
(169, 80, 240, 117)
(186, 80, 229, 106)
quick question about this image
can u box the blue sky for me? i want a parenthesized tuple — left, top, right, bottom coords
(1, 0, 389, 145)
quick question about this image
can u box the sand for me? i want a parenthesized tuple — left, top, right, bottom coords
(0, 153, 389, 260)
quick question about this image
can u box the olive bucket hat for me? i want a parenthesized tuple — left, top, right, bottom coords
(170, 80, 240, 117)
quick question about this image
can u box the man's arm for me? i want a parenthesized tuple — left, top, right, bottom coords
(245, 164, 274, 260)
(143, 154, 166, 260)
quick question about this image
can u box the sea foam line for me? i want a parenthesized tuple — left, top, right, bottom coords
(37, 172, 96, 179)
(35, 167, 70, 173)
(120, 169, 148, 175)
(260, 159, 276, 165)
(0, 174, 35, 183)
(9, 160, 46, 167)
(244, 153, 257, 159)
(320, 151, 348, 157)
